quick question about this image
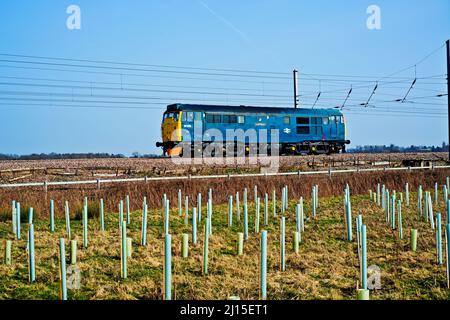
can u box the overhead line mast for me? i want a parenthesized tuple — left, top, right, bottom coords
(293, 69, 299, 109)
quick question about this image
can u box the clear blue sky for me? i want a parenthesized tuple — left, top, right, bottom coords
(0, 0, 449, 155)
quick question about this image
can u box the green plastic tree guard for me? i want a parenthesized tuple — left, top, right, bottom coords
(4, 240, 12, 265)
(357, 289, 369, 300)
(228, 195, 233, 227)
(436, 213, 442, 264)
(82, 204, 88, 248)
(280, 216, 286, 272)
(192, 207, 197, 245)
(126, 195, 130, 224)
(198, 193, 202, 223)
(15, 202, 21, 240)
(411, 229, 418, 251)
(244, 200, 249, 241)
(127, 237, 132, 258)
(28, 224, 36, 282)
(100, 198, 105, 231)
(293, 231, 299, 254)
(178, 189, 182, 216)
(255, 197, 260, 234)
(70, 240, 77, 265)
(164, 233, 172, 300)
(260, 230, 267, 300)
(141, 202, 148, 246)
(182, 233, 189, 258)
(237, 232, 244, 255)
(65, 201, 71, 239)
(121, 221, 127, 279)
(361, 225, 367, 290)
(59, 238, 67, 300)
(50, 200, 54, 232)
(203, 219, 210, 275)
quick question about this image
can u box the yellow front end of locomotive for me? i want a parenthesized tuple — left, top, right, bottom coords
(161, 111, 183, 156)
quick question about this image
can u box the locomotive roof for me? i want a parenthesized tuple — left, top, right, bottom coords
(167, 103, 343, 115)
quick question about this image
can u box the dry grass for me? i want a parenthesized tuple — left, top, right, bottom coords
(1, 179, 449, 300)
(1, 169, 449, 221)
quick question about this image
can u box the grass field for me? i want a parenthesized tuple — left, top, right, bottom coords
(0, 189, 449, 300)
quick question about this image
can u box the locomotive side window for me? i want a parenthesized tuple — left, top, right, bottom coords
(296, 126, 310, 134)
(340, 116, 345, 124)
(312, 126, 323, 135)
(296, 117, 309, 125)
(237, 115, 245, 124)
(194, 112, 201, 120)
(322, 117, 329, 125)
(223, 115, 237, 124)
(284, 116, 290, 125)
(206, 114, 221, 123)
(311, 117, 322, 125)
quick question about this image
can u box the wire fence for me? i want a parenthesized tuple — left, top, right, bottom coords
(1, 164, 449, 191)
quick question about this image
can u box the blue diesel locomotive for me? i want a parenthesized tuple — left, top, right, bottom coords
(156, 103, 350, 156)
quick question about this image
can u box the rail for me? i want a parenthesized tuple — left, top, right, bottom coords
(1, 165, 450, 190)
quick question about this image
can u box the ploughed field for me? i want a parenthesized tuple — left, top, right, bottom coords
(0, 152, 447, 184)
(0, 184, 449, 300)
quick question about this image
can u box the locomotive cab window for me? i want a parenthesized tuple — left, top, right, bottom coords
(322, 117, 329, 125)
(237, 115, 245, 124)
(182, 112, 194, 122)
